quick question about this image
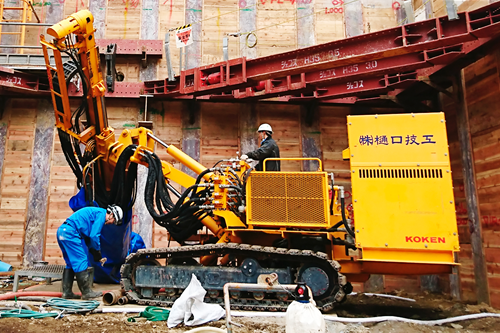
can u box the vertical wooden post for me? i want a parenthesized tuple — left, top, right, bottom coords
(23, 99, 54, 266)
(296, 0, 314, 48)
(344, 0, 363, 37)
(239, 0, 257, 60)
(455, 70, 490, 305)
(89, 0, 107, 39)
(185, 0, 202, 70)
(134, 0, 159, 248)
(239, 103, 258, 157)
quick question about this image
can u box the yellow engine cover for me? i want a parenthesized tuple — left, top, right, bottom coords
(246, 172, 331, 228)
(346, 112, 459, 265)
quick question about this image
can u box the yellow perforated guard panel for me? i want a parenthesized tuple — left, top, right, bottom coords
(246, 172, 330, 228)
(347, 112, 459, 265)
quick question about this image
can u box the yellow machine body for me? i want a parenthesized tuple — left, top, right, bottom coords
(345, 112, 459, 266)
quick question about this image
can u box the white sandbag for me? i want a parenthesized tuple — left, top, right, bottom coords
(167, 273, 225, 328)
(285, 300, 326, 333)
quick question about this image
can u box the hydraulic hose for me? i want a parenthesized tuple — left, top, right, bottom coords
(341, 197, 355, 237)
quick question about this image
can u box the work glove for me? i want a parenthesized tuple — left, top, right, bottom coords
(240, 154, 248, 161)
(89, 248, 102, 262)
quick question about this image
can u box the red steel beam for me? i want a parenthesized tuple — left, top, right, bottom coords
(144, 2, 500, 99)
(0, 66, 50, 96)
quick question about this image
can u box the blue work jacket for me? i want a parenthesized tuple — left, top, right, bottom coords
(65, 206, 107, 251)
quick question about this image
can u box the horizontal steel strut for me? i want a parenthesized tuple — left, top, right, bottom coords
(143, 2, 500, 101)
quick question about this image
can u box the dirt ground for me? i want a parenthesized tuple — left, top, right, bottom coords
(1, 293, 500, 333)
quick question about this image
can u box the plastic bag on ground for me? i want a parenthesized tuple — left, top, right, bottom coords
(285, 300, 326, 333)
(167, 273, 225, 328)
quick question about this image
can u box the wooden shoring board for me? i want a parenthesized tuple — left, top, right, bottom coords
(314, 0, 344, 45)
(363, 5, 397, 33)
(200, 102, 239, 168)
(256, 1, 297, 57)
(23, 99, 55, 266)
(105, 0, 142, 39)
(256, 103, 301, 171)
(44, 136, 77, 265)
(201, 0, 239, 65)
(0, 98, 36, 267)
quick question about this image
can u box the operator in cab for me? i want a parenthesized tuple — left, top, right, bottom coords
(57, 205, 123, 299)
(240, 123, 281, 171)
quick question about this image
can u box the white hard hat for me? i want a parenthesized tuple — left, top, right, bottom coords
(107, 205, 124, 225)
(257, 123, 273, 134)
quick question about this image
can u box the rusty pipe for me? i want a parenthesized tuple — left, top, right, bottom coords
(223, 280, 297, 333)
(102, 290, 123, 305)
(117, 296, 129, 305)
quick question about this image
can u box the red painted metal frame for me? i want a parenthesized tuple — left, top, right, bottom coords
(95, 39, 163, 56)
(144, 2, 500, 101)
(0, 66, 50, 95)
(67, 81, 144, 98)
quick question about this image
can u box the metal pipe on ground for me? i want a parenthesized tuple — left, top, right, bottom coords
(102, 290, 123, 305)
(117, 296, 128, 305)
(223, 274, 297, 333)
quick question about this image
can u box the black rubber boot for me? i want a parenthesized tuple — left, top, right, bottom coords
(61, 268, 81, 299)
(75, 268, 101, 300)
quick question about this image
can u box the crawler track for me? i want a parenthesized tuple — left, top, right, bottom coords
(120, 243, 351, 312)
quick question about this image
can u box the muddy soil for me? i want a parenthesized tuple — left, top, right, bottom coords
(1, 293, 499, 332)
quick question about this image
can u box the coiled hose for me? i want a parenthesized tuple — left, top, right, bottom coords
(45, 298, 100, 313)
(127, 306, 170, 322)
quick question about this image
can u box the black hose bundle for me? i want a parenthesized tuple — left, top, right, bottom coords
(142, 151, 213, 243)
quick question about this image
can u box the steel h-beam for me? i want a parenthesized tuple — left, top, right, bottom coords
(143, 2, 500, 102)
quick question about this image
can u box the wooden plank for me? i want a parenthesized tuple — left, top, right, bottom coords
(202, 0, 239, 65)
(315, 0, 344, 44)
(256, 3, 297, 57)
(105, 0, 142, 39)
(456, 71, 491, 305)
(23, 100, 54, 266)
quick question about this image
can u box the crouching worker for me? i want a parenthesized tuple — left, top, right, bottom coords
(57, 205, 123, 299)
